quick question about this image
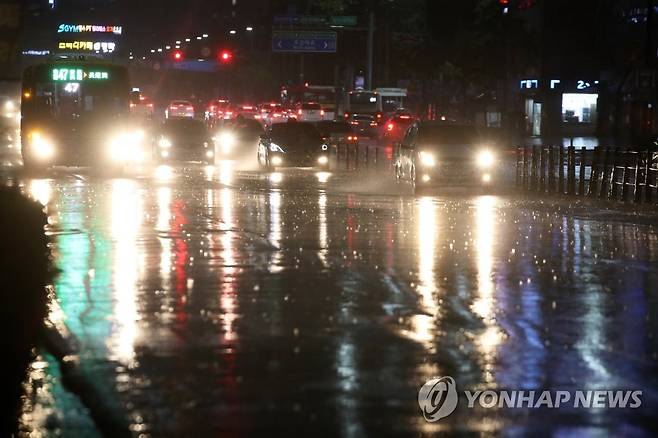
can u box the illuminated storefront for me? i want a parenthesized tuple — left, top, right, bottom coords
(518, 78, 602, 138)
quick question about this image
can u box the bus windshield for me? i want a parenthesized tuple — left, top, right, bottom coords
(23, 62, 130, 124)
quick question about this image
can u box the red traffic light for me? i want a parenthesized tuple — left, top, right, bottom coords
(219, 49, 233, 63)
(173, 50, 183, 61)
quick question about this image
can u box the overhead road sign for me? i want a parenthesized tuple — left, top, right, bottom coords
(272, 31, 337, 53)
(273, 15, 357, 28)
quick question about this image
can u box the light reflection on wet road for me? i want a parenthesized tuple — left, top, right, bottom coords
(15, 164, 658, 436)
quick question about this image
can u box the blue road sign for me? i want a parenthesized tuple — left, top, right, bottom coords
(272, 31, 337, 53)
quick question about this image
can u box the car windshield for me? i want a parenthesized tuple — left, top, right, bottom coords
(314, 122, 352, 135)
(271, 123, 321, 148)
(418, 125, 482, 145)
(301, 103, 321, 110)
(229, 119, 264, 135)
(163, 119, 208, 138)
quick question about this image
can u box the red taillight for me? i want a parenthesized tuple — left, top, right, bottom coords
(255, 115, 261, 119)
(399, 115, 411, 119)
(387, 123, 394, 131)
(147, 103, 154, 108)
(186, 106, 193, 111)
(130, 103, 136, 108)
(298, 109, 303, 115)
(273, 113, 281, 118)
(344, 112, 349, 118)
(320, 109, 325, 116)
(210, 105, 216, 111)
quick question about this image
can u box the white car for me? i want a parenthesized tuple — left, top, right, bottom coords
(166, 100, 195, 118)
(295, 103, 324, 122)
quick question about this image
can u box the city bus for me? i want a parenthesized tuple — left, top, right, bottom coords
(21, 58, 146, 169)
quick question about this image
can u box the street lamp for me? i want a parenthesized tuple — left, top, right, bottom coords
(246, 26, 253, 31)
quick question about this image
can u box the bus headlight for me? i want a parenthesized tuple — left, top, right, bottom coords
(31, 133, 55, 159)
(110, 131, 145, 162)
(477, 150, 495, 168)
(159, 137, 172, 148)
(419, 151, 435, 167)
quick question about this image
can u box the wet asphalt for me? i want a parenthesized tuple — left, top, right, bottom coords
(9, 161, 658, 437)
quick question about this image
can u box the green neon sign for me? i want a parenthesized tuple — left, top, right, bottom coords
(52, 68, 110, 81)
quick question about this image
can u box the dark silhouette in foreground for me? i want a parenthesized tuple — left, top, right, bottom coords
(0, 186, 50, 436)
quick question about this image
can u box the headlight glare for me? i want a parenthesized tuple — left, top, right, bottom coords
(477, 150, 495, 168)
(419, 151, 435, 167)
(31, 132, 55, 159)
(159, 137, 172, 148)
(110, 131, 145, 162)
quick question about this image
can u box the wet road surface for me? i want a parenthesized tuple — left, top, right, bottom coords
(11, 163, 658, 436)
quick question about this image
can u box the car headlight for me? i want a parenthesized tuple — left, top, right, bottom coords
(110, 131, 145, 162)
(419, 151, 435, 167)
(206, 150, 214, 158)
(217, 132, 235, 153)
(477, 150, 496, 168)
(31, 132, 55, 159)
(159, 137, 172, 148)
(271, 156, 283, 166)
(270, 143, 284, 153)
(318, 155, 328, 165)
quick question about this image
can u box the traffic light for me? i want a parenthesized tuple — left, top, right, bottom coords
(173, 50, 184, 61)
(219, 49, 233, 63)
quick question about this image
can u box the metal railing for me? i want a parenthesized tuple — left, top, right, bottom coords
(516, 145, 658, 204)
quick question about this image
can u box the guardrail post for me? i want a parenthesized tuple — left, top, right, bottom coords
(522, 146, 529, 190)
(645, 148, 653, 203)
(578, 147, 587, 196)
(599, 147, 611, 199)
(531, 145, 539, 191)
(567, 146, 576, 195)
(633, 151, 642, 203)
(608, 148, 622, 201)
(539, 146, 546, 193)
(621, 149, 631, 202)
(558, 146, 565, 194)
(516, 147, 522, 188)
(548, 146, 555, 193)
(588, 147, 600, 197)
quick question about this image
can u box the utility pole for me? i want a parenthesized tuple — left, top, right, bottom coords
(367, 9, 375, 89)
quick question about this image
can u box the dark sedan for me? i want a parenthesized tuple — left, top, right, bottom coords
(156, 118, 215, 164)
(257, 122, 329, 169)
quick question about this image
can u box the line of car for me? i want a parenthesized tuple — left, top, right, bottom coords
(130, 96, 504, 193)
